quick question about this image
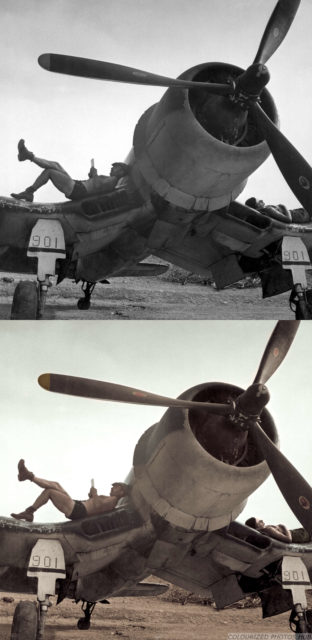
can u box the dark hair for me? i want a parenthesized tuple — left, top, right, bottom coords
(111, 162, 129, 175)
(112, 482, 129, 496)
(245, 517, 257, 529)
(245, 197, 258, 209)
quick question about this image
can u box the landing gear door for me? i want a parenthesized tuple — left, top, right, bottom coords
(27, 219, 66, 281)
(282, 236, 311, 288)
(27, 539, 66, 601)
(282, 555, 311, 609)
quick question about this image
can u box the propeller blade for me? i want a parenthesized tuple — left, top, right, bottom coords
(253, 320, 299, 385)
(251, 102, 312, 215)
(38, 373, 232, 414)
(38, 53, 233, 95)
(252, 421, 312, 533)
(253, 0, 301, 65)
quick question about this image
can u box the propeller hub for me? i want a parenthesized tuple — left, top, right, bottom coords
(230, 383, 270, 429)
(233, 63, 270, 105)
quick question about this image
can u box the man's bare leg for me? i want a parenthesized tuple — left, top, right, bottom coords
(17, 140, 67, 173)
(31, 475, 68, 492)
(11, 489, 75, 521)
(31, 488, 75, 517)
(11, 139, 75, 200)
(28, 167, 75, 197)
(31, 157, 68, 172)
(11, 460, 75, 521)
(11, 168, 75, 200)
(17, 460, 70, 495)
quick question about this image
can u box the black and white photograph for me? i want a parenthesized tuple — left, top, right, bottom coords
(1, 1, 312, 639)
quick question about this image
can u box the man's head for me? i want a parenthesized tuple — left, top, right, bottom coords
(245, 197, 265, 210)
(110, 482, 129, 499)
(110, 162, 130, 179)
(245, 517, 265, 530)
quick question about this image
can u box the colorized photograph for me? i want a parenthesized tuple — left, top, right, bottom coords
(0, 320, 311, 638)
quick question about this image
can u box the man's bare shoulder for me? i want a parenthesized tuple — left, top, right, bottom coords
(260, 524, 291, 542)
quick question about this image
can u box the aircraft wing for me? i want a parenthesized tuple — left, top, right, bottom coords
(1, 507, 312, 617)
(149, 201, 312, 290)
(1, 193, 312, 294)
(0, 508, 148, 596)
(149, 520, 312, 618)
(0, 192, 157, 280)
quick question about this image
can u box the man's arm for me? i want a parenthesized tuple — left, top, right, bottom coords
(88, 166, 98, 178)
(262, 204, 292, 223)
(262, 524, 292, 542)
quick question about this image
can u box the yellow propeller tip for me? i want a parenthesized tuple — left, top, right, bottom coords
(38, 373, 51, 390)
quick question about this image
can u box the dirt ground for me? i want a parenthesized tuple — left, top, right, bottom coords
(0, 592, 296, 640)
(0, 272, 294, 320)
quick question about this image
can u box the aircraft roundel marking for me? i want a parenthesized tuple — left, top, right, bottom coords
(299, 176, 311, 190)
(273, 347, 279, 358)
(299, 496, 310, 510)
(133, 391, 147, 397)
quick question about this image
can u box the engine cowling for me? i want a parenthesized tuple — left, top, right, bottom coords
(131, 382, 278, 532)
(131, 62, 278, 212)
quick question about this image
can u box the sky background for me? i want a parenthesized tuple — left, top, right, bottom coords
(1, 319, 311, 527)
(1, 0, 312, 207)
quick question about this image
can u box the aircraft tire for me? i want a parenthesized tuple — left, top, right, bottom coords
(10, 281, 39, 320)
(295, 299, 312, 320)
(77, 617, 91, 629)
(10, 600, 38, 640)
(77, 297, 91, 310)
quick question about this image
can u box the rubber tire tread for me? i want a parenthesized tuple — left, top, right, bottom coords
(11, 281, 38, 319)
(10, 600, 38, 640)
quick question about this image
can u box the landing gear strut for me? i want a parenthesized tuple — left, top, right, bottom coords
(289, 605, 312, 634)
(77, 600, 96, 630)
(77, 281, 96, 310)
(282, 556, 311, 635)
(282, 236, 312, 319)
(289, 285, 312, 319)
(9, 539, 66, 640)
(10, 218, 67, 319)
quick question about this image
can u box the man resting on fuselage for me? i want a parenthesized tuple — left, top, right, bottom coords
(11, 139, 129, 202)
(11, 459, 128, 522)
